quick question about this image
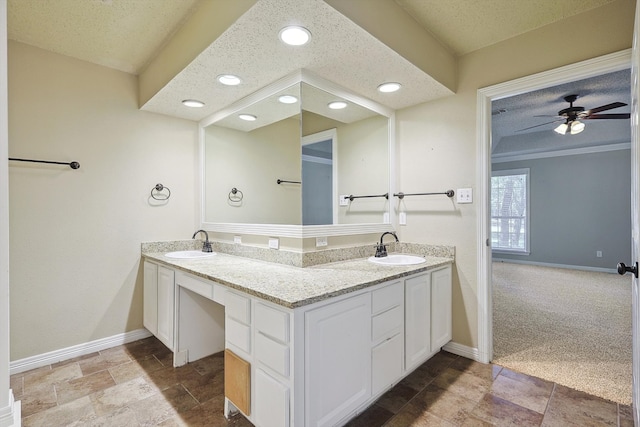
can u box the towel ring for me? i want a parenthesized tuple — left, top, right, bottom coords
(229, 187, 243, 202)
(151, 183, 171, 200)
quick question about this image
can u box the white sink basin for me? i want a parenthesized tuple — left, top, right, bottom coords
(165, 250, 216, 259)
(368, 254, 426, 266)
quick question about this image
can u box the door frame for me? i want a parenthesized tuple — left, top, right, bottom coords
(476, 49, 632, 364)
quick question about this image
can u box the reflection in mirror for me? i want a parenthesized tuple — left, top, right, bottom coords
(204, 83, 302, 224)
(301, 83, 389, 225)
(203, 75, 390, 229)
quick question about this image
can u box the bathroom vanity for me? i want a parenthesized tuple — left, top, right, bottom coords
(142, 249, 453, 427)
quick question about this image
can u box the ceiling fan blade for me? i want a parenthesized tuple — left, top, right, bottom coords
(516, 119, 563, 132)
(585, 113, 631, 119)
(585, 102, 627, 115)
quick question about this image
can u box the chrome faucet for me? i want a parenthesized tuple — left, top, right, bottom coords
(374, 231, 399, 257)
(192, 229, 213, 253)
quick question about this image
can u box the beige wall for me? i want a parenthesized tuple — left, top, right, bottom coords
(396, 0, 635, 349)
(337, 115, 389, 224)
(8, 42, 199, 360)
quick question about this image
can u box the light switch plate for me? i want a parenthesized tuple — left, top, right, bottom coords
(233, 235, 242, 244)
(268, 238, 279, 249)
(457, 188, 473, 204)
(339, 195, 349, 206)
(316, 236, 328, 247)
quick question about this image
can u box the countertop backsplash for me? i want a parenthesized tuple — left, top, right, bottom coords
(141, 239, 455, 268)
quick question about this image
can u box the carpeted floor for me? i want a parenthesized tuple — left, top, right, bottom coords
(492, 261, 633, 404)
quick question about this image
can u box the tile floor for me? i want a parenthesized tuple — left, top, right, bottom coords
(11, 336, 633, 426)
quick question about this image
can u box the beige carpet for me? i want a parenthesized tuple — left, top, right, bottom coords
(492, 261, 632, 404)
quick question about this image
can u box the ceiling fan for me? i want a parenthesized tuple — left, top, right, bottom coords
(517, 94, 630, 135)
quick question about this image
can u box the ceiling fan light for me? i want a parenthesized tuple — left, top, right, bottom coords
(554, 123, 568, 135)
(570, 120, 585, 135)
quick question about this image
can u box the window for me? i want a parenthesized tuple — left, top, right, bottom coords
(491, 168, 529, 253)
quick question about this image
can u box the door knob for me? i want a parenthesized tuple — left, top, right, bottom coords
(617, 262, 638, 278)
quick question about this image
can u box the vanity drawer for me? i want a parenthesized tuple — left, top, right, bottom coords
(372, 281, 402, 315)
(255, 302, 289, 344)
(256, 332, 290, 377)
(226, 292, 251, 324)
(226, 317, 251, 353)
(372, 305, 403, 343)
(175, 272, 213, 300)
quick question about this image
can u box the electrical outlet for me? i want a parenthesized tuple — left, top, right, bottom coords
(596, 250, 603, 258)
(339, 195, 350, 206)
(399, 212, 407, 225)
(233, 235, 242, 244)
(268, 238, 279, 250)
(457, 188, 473, 204)
(383, 212, 390, 223)
(316, 237, 328, 247)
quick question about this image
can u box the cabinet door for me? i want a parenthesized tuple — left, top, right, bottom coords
(255, 368, 290, 427)
(143, 261, 158, 335)
(405, 273, 431, 370)
(305, 293, 371, 427)
(431, 266, 452, 352)
(372, 332, 403, 396)
(157, 265, 175, 351)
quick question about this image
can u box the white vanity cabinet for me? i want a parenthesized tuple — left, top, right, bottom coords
(142, 256, 453, 427)
(143, 260, 175, 351)
(305, 293, 372, 427)
(371, 281, 404, 396)
(430, 266, 453, 352)
(404, 273, 431, 371)
(404, 266, 453, 371)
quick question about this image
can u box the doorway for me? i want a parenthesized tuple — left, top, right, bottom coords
(476, 49, 634, 401)
(302, 129, 337, 225)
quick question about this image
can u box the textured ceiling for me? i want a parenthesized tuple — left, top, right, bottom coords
(7, 0, 201, 74)
(395, 0, 617, 56)
(492, 69, 631, 158)
(139, 0, 453, 121)
(6, 0, 627, 129)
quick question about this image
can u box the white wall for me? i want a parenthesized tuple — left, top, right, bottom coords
(396, 0, 635, 349)
(8, 41, 199, 360)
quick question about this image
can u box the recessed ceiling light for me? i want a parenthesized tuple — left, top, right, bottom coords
(278, 95, 298, 104)
(181, 99, 205, 108)
(377, 82, 402, 93)
(279, 26, 311, 46)
(238, 114, 257, 121)
(217, 74, 242, 86)
(328, 101, 347, 110)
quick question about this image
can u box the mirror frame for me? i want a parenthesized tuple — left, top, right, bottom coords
(198, 70, 396, 238)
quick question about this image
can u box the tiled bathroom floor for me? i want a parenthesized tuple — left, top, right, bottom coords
(11, 336, 633, 426)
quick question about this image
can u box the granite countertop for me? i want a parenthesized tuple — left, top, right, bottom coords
(142, 251, 453, 309)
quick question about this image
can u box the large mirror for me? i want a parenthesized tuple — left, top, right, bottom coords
(200, 71, 394, 236)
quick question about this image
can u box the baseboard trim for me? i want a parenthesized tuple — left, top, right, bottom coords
(443, 341, 481, 362)
(0, 391, 20, 427)
(10, 329, 152, 375)
(492, 258, 617, 274)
